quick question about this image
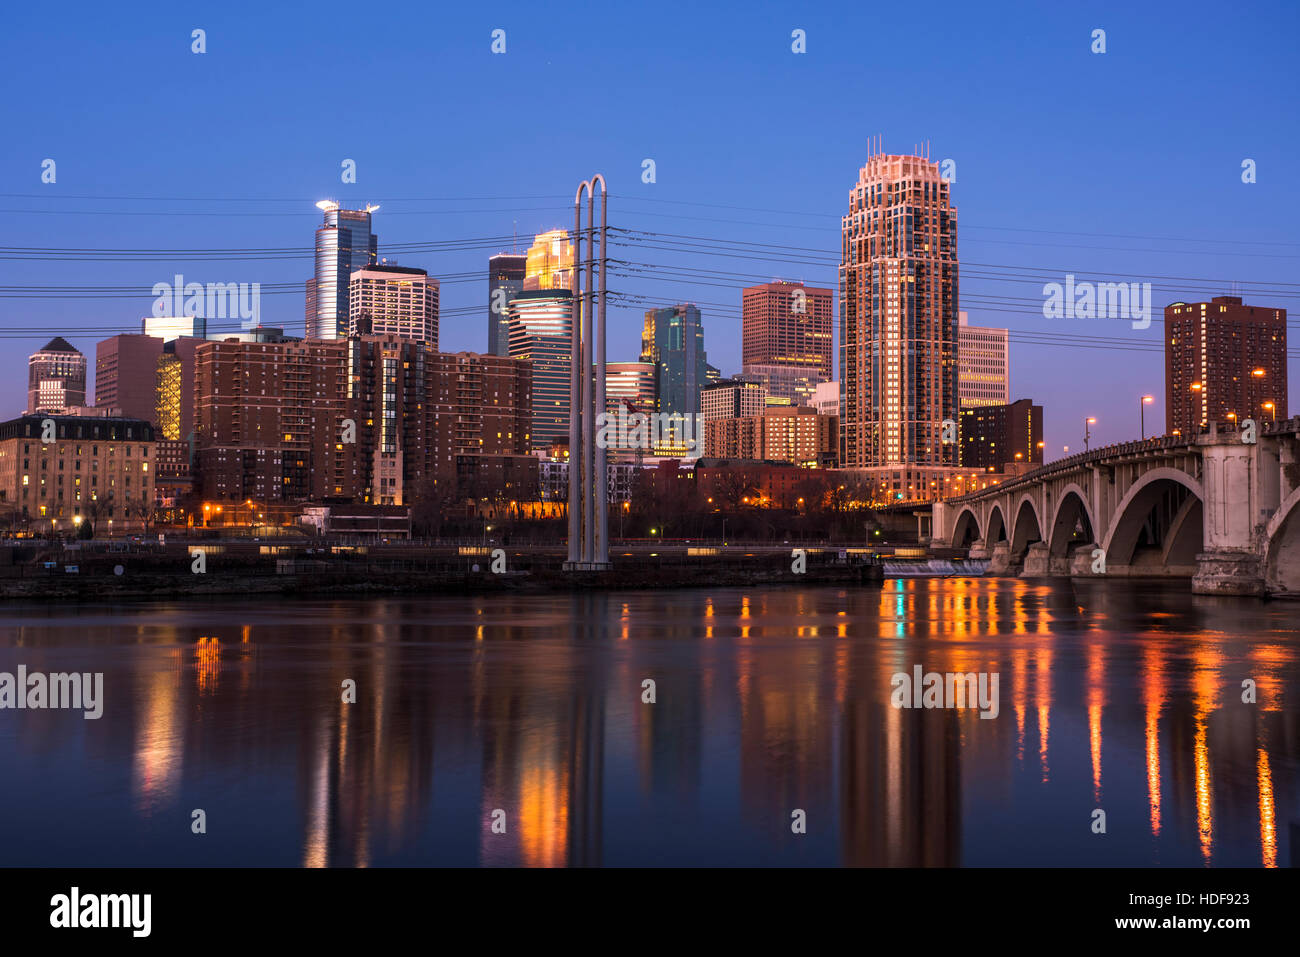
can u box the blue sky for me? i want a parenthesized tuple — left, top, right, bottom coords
(1, 0, 1296, 458)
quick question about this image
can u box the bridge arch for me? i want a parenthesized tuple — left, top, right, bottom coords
(986, 504, 1008, 544)
(1263, 485, 1300, 594)
(1048, 482, 1096, 558)
(1102, 467, 1204, 570)
(1010, 494, 1043, 556)
(951, 506, 981, 548)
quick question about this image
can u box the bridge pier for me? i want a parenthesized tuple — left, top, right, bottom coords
(1192, 440, 1266, 596)
(1193, 550, 1266, 597)
(987, 541, 1014, 575)
(1068, 544, 1100, 577)
(1021, 542, 1050, 577)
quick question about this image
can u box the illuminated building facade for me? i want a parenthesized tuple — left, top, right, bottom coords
(508, 290, 574, 451)
(839, 150, 958, 468)
(348, 263, 439, 345)
(957, 311, 1009, 408)
(741, 280, 834, 387)
(703, 406, 837, 467)
(306, 201, 379, 339)
(1165, 296, 1288, 436)
(27, 338, 87, 414)
(522, 229, 573, 292)
(0, 414, 156, 530)
(701, 377, 768, 422)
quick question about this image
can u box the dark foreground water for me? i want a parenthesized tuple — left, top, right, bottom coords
(0, 578, 1297, 867)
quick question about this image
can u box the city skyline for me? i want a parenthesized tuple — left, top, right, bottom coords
(1, 1, 1296, 464)
(2, 0, 1300, 901)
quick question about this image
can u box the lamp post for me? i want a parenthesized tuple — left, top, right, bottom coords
(1263, 400, 1276, 422)
(1084, 417, 1096, 451)
(1140, 395, 1153, 439)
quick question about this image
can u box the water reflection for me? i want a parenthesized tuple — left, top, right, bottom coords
(0, 578, 1296, 867)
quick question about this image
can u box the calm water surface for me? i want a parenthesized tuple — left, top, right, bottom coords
(1, 578, 1296, 866)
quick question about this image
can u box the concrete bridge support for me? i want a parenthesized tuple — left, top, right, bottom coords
(1193, 440, 1265, 596)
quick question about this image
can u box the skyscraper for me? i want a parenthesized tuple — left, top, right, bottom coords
(27, 338, 87, 414)
(508, 289, 574, 450)
(641, 304, 708, 419)
(957, 311, 1009, 408)
(522, 229, 573, 291)
(839, 150, 958, 470)
(741, 280, 833, 394)
(96, 334, 164, 424)
(348, 263, 439, 345)
(605, 361, 657, 415)
(488, 253, 527, 356)
(641, 304, 709, 456)
(306, 201, 379, 339)
(1166, 296, 1288, 436)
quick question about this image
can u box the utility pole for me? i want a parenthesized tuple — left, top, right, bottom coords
(566, 175, 611, 569)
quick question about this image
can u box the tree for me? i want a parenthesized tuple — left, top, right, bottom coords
(409, 476, 459, 539)
(710, 467, 760, 509)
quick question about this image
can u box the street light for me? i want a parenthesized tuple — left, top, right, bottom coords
(1140, 395, 1154, 439)
(1084, 417, 1097, 451)
(1263, 401, 1276, 422)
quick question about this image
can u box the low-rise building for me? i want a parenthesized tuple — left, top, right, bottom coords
(0, 414, 157, 533)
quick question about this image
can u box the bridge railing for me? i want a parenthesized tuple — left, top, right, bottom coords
(943, 417, 1299, 505)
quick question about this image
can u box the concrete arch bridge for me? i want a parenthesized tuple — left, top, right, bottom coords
(931, 420, 1300, 597)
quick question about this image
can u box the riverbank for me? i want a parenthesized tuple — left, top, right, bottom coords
(0, 553, 883, 600)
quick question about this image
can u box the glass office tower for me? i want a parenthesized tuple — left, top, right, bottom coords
(488, 253, 527, 356)
(306, 201, 379, 339)
(507, 289, 574, 450)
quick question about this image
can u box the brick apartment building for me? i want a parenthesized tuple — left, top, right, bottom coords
(703, 406, 838, 467)
(1166, 296, 1288, 435)
(193, 335, 532, 505)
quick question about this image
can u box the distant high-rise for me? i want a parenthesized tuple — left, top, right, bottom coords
(306, 201, 379, 339)
(741, 280, 833, 389)
(957, 311, 1009, 408)
(605, 361, 657, 415)
(522, 229, 573, 292)
(27, 337, 87, 414)
(741, 363, 820, 408)
(96, 334, 164, 425)
(1166, 296, 1288, 436)
(642, 304, 709, 456)
(155, 337, 203, 443)
(348, 263, 439, 345)
(959, 398, 1042, 470)
(488, 253, 527, 356)
(839, 151, 958, 469)
(508, 289, 574, 450)
(641, 304, 708, 419)
(701, 376, 768, 422)
(142, 315, 206, 341)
